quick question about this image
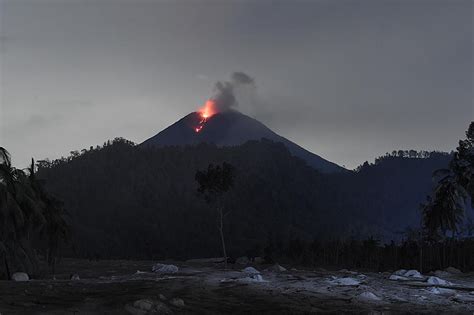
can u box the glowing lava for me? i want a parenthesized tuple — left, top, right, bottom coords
(194, 100, 217, 133)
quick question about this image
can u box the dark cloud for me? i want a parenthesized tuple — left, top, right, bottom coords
(211, 72, 256, 112)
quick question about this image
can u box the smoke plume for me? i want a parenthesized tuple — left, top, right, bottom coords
(211, 72, 255, 112)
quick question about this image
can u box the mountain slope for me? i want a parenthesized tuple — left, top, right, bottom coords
(141, 110, 344, 173)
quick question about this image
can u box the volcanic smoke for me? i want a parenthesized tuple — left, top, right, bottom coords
(193, 72, 255, 133)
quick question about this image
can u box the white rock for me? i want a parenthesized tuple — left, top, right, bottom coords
(250, 274, 264, 281)
(426, 276, 452, 286)
(152, 263, 179, 274)
(404, 269, 423, 278)
(470, 291, 474, 295)
(235, 256, 249, 265)
(242, 267, 260, 274)
(445, 266, 462, 274)
(426, 287, 456, 295)
(170, 298, 185, 307)
(329, 277, 361, 286)
(11, 272, 29, 282)
(357, 292, 381, 301)
(70, 274, 80, 281)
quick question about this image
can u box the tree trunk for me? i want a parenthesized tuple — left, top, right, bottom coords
(218, 207, 227, 268)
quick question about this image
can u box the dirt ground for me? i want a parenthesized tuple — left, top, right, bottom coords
(0, 258, 473, 314)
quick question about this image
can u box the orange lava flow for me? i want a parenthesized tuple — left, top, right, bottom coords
(194, 100, 217, 133)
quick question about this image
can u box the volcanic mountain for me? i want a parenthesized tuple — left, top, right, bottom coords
(141, 110, 344, 173)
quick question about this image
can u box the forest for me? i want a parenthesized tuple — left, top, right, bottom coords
(1, 123, 472, 277)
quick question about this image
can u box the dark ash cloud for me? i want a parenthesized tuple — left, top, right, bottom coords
(212, 72, 256, 112)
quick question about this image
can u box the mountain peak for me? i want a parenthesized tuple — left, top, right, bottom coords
(141, 110, 345, 173)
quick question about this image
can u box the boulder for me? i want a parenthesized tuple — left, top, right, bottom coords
(242, 267, 260, 274)
(11, 272, 29, 282)
(426, 287, 456, 295)
(152, 263, 179, 274)
(426, 276, 452, 286)
(133, 299, 154, 311)
(128, 299, 172, 315)
(404, 269, 423, 278)
(170, 298, 185, 307)
(356, 292, 381, 301)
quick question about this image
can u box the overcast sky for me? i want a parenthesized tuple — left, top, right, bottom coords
(1, 0, 472, 169)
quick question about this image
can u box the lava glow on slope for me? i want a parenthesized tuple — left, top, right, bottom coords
(194, 100, 217, 133)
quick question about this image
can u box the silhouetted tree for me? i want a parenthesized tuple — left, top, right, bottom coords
(195, 162, 235, 266)
(423, 122, 474, 239)
(0, 148, 69, 279)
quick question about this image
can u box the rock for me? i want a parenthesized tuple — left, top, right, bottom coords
(154, 302, 173, 314)
(250, 274, 264, 281)
(11, 272, 29, 282)
(159, 294, 167, 301)
(453, 294, 474, 303)
(170, 298, 185, 307)
(242, 267, 260, 274)
(328, 277, 362, 286)
(356, 292, 381, 301)
(133, 299, 154, 311)
(404, 269, 423, 278)
(426, 276, 452, 286)
(470, 291, 474, 295)
(445, 266, 462, 274)
(389, 275, 409, 281)
(265, 264, 287, 272)
(235, 256, 250, 265)
(70, 274, 80, 281)
(393, 269, 407, 276)
(390, 269, 422, 280)
(129, 299, 172, 315)
(426, 287, 456, 295)
(152, 263, 179, 274)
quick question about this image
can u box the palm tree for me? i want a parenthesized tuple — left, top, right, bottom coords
(0, 148, 69, 279)
(422, 122, 474, 239)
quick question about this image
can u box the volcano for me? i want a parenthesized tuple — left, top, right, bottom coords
(141, 110, 344, 173)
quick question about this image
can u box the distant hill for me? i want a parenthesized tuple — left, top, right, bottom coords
(141, 110, 344, 173)
(37, 139, 452, 259)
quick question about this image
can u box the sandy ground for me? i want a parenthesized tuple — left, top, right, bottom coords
(0, 258, 473, 314)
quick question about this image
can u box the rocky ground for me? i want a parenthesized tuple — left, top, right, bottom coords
(1, 258, 474, 314)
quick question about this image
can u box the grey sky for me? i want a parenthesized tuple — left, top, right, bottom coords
(0, 0, 472, 169)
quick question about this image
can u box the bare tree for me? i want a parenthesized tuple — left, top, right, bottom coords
(195, 162, 235, 267)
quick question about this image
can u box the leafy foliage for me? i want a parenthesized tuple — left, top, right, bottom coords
(0, 149, 69, 279)
(422, 122, 474, 238)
